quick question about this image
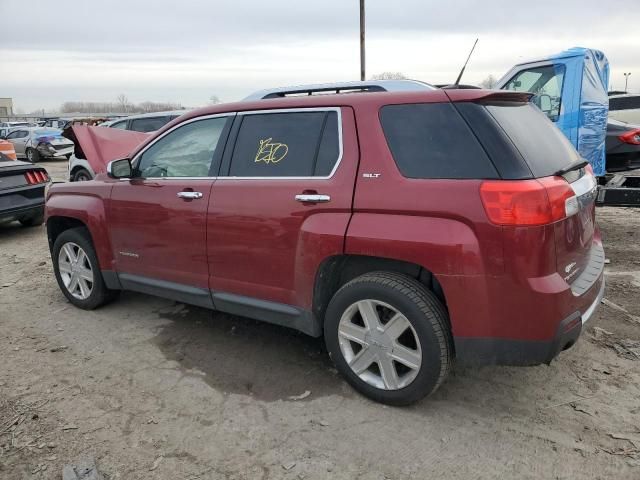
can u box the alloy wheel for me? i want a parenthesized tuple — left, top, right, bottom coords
(58, 242, 94, 300)
(337, 299, 422, 390)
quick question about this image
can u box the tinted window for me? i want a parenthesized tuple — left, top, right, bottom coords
(485, 103, 580, 177)
(380, 103, 499, 179)
(130, 116, 170, 133)
(503, 65, 565, 122)
(137, 117, 227, 177)
(229, 111, 339, 177)
(110, 120, 127, 129)
(315, 112, 340, 176)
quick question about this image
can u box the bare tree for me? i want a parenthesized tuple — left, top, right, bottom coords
(116, 94, 130, 113)
(59, 100, 184, 115)
(370, 72, 407, 80)
(209, 95, 221, 105)
(479, 74, 498, 89)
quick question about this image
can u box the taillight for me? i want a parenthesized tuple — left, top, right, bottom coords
(619, 129, 640, 145)
(24, 170, 49, 185)
(480, 177, 577, 226)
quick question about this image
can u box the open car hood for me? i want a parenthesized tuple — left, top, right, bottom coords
(64, 125, 150, 175)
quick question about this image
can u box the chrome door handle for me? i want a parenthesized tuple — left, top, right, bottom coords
(295, 194, 331, 203)
(177, 191, 203, 200)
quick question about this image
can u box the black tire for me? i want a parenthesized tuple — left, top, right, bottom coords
(26, 148, 40, 163)
(19, 212, 44, 227)
(324, 272, 452, 406)
(52, 227, 118, 309)
(72, 168, 92, 182)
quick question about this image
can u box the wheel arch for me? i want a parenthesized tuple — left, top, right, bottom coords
(46, 216, 90, 252)
(312, 254, 449, 330)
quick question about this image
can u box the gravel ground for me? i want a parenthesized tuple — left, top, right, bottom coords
(1, 158, 639, 479)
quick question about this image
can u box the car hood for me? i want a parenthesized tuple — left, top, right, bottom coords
(64, 125, 150, 175)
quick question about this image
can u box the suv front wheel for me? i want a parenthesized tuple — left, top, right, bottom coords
(324, 272, 452, 405)
(52, 227, 118, 309)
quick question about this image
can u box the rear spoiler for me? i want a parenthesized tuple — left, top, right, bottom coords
(444, 90, 534, 104)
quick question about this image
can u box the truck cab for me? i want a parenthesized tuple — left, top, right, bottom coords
(496, 47, 610, 176)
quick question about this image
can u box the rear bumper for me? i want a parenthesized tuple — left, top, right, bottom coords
(454, 276, 604, 366)
(452, 239, 606, 366)
(0, 185, 46, 222)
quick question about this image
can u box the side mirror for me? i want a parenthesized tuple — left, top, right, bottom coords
(107, 158, 133, 179)
(538, 94, 552, 113)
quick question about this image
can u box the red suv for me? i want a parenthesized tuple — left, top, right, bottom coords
(45, 82, 605, 405)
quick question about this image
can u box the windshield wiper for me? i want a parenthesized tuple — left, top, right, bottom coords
(554, 160, 588, 177)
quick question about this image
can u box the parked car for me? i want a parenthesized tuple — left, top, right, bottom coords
(46, 81, 604, 405)
(3, 127, 74, 162)
(0, 121, 37, 139)
(0, 156, 49, 226)
(608, 93, 640, 125)
(68, 110, 185, 181)
(605, 119, 640, 172)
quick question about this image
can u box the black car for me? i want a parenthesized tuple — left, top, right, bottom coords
(0, 157, 49, 227)
(605, 119, 640, 172)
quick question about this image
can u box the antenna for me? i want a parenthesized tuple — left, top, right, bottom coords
(453, 38, 478, 86)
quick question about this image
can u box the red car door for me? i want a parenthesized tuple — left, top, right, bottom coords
(108, 114, 232, 306)
(207, 107, 359, 320)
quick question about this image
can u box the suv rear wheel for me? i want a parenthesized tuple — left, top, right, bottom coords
(324, 272, 451, 405)
(52, 227, 118, 309)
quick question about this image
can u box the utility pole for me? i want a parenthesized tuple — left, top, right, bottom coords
(624, 72, 631, 93)
(360, 0, 365, 81)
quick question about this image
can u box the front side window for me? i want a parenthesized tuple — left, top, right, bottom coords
(110, 120, 128, 130)
(130, 116, 170, 133)
(228, 110, 340, 177)
(504, 64, 565, 121)
(6, 130, 27, 139)
(137, 117, 228, 178)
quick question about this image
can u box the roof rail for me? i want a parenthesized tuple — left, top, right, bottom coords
(243, 80, 435, 101)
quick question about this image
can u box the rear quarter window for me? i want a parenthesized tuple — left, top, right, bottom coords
(380, 103, 499, 179)
(485, 102, 581, 177)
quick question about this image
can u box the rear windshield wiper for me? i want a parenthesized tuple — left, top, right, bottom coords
(554, 160, 588, 177)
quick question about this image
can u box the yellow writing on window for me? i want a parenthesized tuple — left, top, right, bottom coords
(255, 138, 288, 164)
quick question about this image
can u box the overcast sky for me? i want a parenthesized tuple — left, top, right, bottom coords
(0, 0, 637, 112)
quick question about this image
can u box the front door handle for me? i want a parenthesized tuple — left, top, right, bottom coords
(177, 191, 203, 200)
(295, 194, 331, 203)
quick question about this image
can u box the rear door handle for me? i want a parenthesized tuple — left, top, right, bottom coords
(177, 191, 203, 200)
(295, 194, 331, 203)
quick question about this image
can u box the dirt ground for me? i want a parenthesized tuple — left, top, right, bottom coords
(1, 158, 639, 479)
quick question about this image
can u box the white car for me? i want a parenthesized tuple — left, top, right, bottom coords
(609, 94, 640, 124)
(69, 110, 185, 181)
(3, 127, 74, 162)
(0, 121, 38, 139)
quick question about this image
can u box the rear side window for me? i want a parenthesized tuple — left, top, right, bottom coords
(485, 103, 580, 177)
(229, 110, 340, 177)
(380, 103, 499, 179)
(130, 116, 169, 133)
